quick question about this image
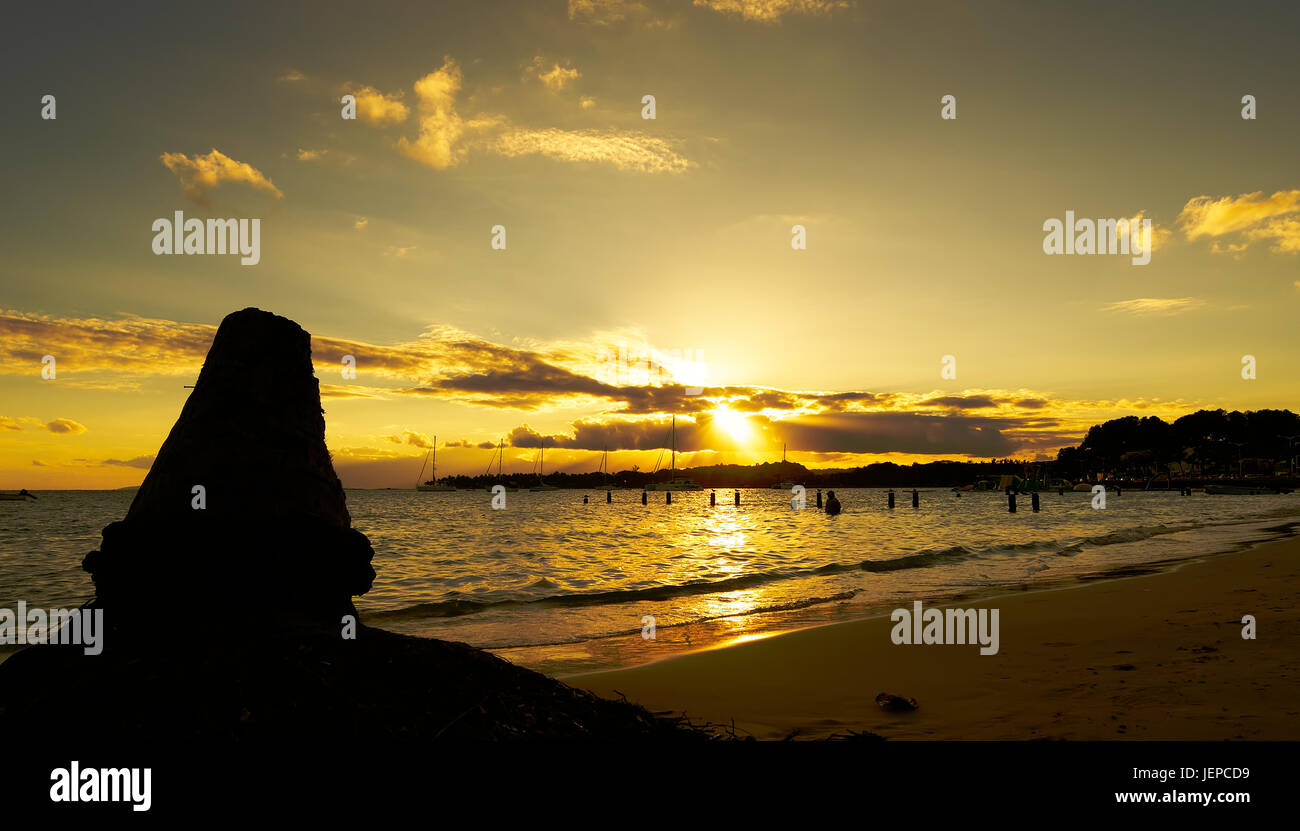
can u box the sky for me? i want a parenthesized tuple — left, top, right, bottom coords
(2, 0, 1299, 488)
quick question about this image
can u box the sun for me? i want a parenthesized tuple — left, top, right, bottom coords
(712, 406, 753, 444)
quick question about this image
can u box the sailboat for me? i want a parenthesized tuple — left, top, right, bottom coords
(646, 416, 703, 491)
(484, 439, 518, 491)
(529, 444, 559, 491)
(770, 443, 798, 489)
(415, 436, 457, 491)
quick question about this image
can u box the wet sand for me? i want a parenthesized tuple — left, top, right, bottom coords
(570, 535, 1300, 739)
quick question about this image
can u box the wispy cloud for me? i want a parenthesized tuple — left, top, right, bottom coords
(492, 128, 692, 173)
(1178, 189, 1300, 254)
(393, 57, 690, 173)
(527, 57, 582, 92)
(693, 0, 850, 23)
(1102, 297, 1206, 316)
(160, 148, 283, 204)
(102, 454, 154, 469)
(569, 0, 657, 25)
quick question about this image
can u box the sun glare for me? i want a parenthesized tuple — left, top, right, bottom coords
(712, 406, 753, 444)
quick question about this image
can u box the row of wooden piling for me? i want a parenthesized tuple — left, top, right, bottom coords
(576, 486, 1171, 511)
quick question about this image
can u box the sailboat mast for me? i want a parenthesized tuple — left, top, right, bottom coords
(432, 435, 437, 481)
(671, 415, 676, 473)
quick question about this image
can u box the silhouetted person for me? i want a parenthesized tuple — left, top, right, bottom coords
(825, 490, 841, 515)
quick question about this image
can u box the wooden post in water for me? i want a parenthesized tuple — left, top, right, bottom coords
(583, 495, 589, 504)
(606, 490, 612, 503)
(1007, 489, 1017, 512)
(710, 490, 716, 506)
(734, 490, 740, 506)
(888, 490, 895, 509)
(911, 489, 919, 508)
(816, 489, 822, 509)
(641, 490, 647, 505)
(666, 491, 672, 504)
(1031, 492, 1040, 512)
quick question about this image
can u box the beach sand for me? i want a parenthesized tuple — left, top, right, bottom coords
(570, 535, 1300, 740)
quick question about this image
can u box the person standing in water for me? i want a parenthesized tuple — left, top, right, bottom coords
(825, 490, 841, 515)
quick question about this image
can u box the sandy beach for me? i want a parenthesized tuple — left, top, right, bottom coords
(571, 534, 1300, 740)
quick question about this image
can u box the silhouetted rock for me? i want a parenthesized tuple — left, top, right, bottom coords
(81, 307, 374, 630)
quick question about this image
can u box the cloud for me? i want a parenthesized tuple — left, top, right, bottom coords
(389, 431, 433, 449)
(296, 148, 326, 161)
(569, 0, 656, 24)
(0, 416, 21, 431)
(160, 149, 283, 204)
(0, 310, 215, 376)
(1102, 297, 1206, 316)
(45, 418, 87, 434)
(279, 69, 306, 82)
(102, 454, 155, 469)
(693, 0, 850, 22)
(919, 394, 999, 410)
(319, 384, 381, 400)
(354, 217, 369, 230)
(507, 411, 1016, 456)
(396, 58, 472, 170)
(527, 57, 582, 92)
(1178, 190, 1300, 254)
(348, 84, 411, 127)
(394, 57, 690, 173)
(492, 128, 692, 173)
(580, 96, 597, 110)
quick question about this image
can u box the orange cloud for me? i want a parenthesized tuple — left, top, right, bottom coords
(1178, 189, 1300, 254)
(1101, 297, 1206, 316)
(160, 148, 283, 204)
(347, 84, 411, 126)
(693, 0, 850, 22)
(395, 57, 690, 173)
(45, 418, 87, 434)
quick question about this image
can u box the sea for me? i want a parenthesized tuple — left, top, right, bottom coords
(3, 487, 1298, 676)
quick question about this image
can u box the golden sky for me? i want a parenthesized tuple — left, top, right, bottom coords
(2, 0, 1298, 488)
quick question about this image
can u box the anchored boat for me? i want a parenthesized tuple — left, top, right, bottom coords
(646, 416, 703, 491)
(415, 436, 457, 491)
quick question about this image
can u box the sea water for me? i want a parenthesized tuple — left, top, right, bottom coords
(3, 488, 1298, 675)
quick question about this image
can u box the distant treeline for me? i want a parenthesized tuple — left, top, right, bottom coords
(1055, 408, 1300, 480)
(430, 408, 1300, 490)
(435, 459, 1034, 490)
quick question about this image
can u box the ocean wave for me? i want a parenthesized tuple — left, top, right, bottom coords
(364, 517, 1276, 622)
(481, 590, 863, 650)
